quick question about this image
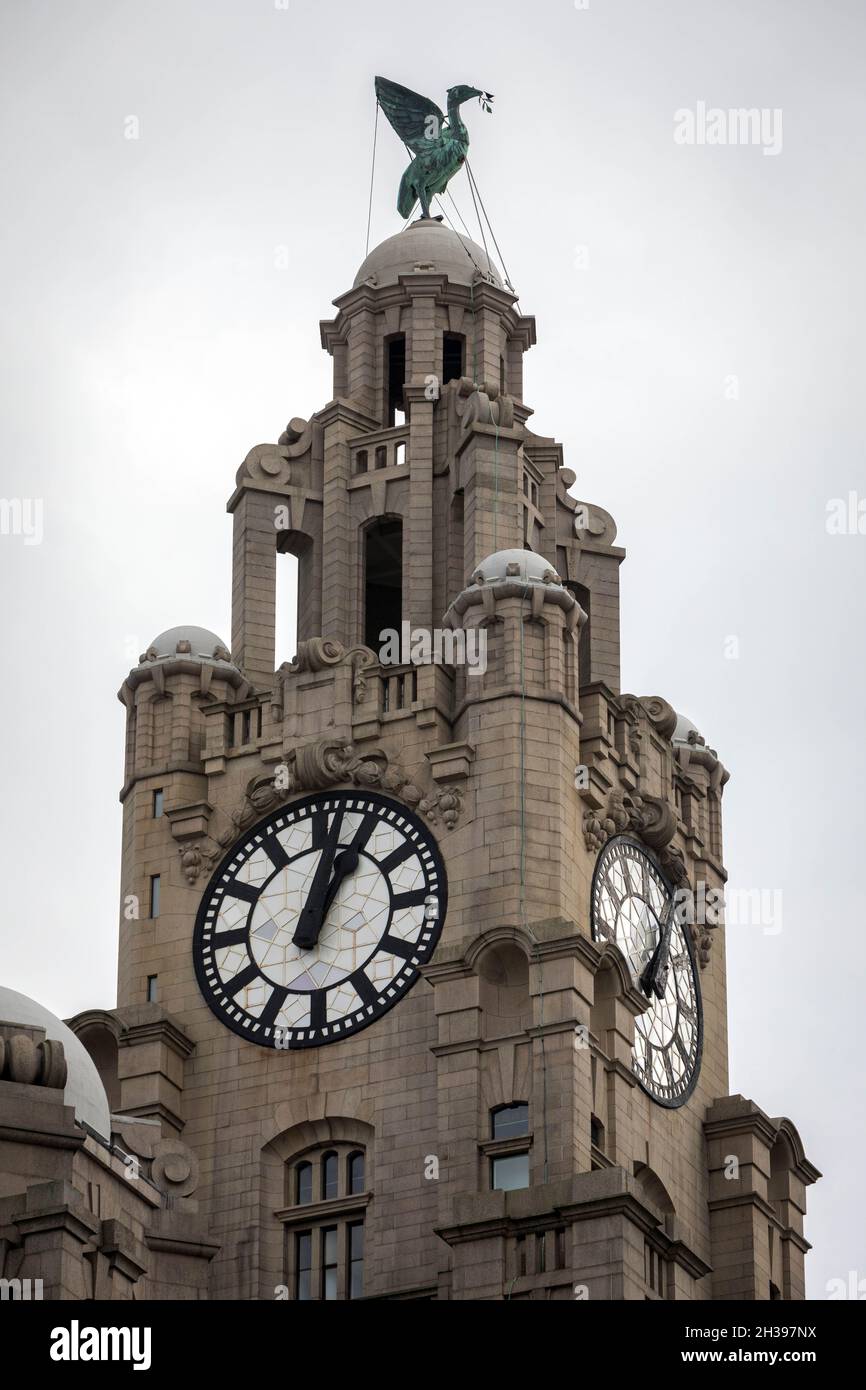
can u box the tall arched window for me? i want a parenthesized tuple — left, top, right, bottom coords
(296, 1161, 313, 1205)
(348, 1151, 365, 1195)
(364, 518, 403, 652)
(322, 1151, 339, 1200)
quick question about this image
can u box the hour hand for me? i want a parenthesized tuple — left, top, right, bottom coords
(292, 811, 343, 950)
(640, 906, 674, 1000)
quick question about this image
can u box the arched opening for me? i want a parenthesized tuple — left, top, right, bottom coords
(364, 518, 403, 653)
(76, 1023, 121, 1113)
(443, 333, 465, 385)
(386, 334, 406, 426)
(277, 530, 314, 653)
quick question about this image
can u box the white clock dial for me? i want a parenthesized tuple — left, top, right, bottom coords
(193, 791, 447, 1048)
(590, 835, 702, 1107)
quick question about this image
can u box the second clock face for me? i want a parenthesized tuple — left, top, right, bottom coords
(193, 791, 447, 1049)
(590, 835, 702, 1107)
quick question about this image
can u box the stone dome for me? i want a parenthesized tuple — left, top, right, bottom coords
(673, 713, 702, 745)
(472, 549, 563, 587)
(354, 219, 503, 289)
(0, 987, 111, 1141)
(139, 625, 234, 668)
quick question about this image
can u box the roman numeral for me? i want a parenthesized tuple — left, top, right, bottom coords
(390, 888, 428, 911)
(379, 934, 416, 961)
(224, 880, 260, 904)
(349, 970, 378, 1007)
(674, 1034, 691, 1065)
(263, 836, 289, 872)
(223, 962, 260, 997)
(309, 991, 326, 1030)
(379, 840, 416, 875)
(258, 986, 288, 1029)
(212, 927, 249, 949)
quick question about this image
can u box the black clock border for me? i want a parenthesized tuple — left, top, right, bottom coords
(192, 789, 448, 1050)
(589, 833, 704, 1110)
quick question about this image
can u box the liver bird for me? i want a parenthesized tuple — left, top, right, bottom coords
(375, 76, 493, 221)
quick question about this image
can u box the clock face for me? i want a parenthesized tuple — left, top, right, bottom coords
(193, 791, 447, 1049)
(590, 836, 702, 1107)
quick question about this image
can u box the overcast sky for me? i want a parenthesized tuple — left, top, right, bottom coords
(1, 0, 863, 1298)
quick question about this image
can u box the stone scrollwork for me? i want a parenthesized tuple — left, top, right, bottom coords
(179, 737, 463, 883)
(455, 375, 514, 431)
(281, 639, 378, 704)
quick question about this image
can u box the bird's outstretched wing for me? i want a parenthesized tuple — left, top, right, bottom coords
(375, 76, 446, 155)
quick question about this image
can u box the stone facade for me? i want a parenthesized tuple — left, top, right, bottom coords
(0, 219, 818, 1300)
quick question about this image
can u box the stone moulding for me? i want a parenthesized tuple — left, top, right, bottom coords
(178, 735, 464, 884)
(276, 638, 379, 707)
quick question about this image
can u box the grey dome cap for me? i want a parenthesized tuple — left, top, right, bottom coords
(472, 549, 563, 586)
(673, 713, 702, 744)
(354, 220, 503, 290)
(0, 986, 111, 1141)
(139, 625, 234, 668)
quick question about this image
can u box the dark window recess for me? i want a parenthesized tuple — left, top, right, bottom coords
(348, 1222, 364, 1299)
(364, 519, 403, 652)
(387, 335, 406, 425)
(146, 975, 158, 1003)
(348, 1152, 365, 1195)
(322, 1152, 338, 1200)
(296, 1231, 312, 1301)
(492, 1103, 529, 1139)
(322, 1227, 338, 1300)
(152, 789, 163, 818)
(296, 1162, 313, 1205)
(443, 333, 464, 385)
(375, 446, 387, 470)
(591, 1115, 605, 1151)
(355, 450, 368, 473)
(554, 1227, 566, 1269)
(149, 875, 160, 919)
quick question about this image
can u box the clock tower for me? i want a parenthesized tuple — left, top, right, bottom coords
(85, 217, 819, 1300)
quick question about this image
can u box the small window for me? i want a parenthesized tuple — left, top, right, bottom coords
(356, 450, 368, 474)
(443, 333, 464, 384)
(152, 789, 163, 818)
(146, 975, 158, 1003)
(554, 1227, 566, 1269)
(395, 441, 406, 466)
(322, 1227, 338, 1300)
(348, 1222, 364, 1299)
(242, 710, 252, 744)
(492, 1103, 529, 1140)
(536, 1232, 547, 1274)
(149, 874, 160, 919)
(492, 1152, 530, 1192)
(591, 1115, 605, 1151)
(296, 1231, 312, 1301)
(296, 1162, 313, 1205)
(322, 1151, 338, 1200)
(348, 1151, 365, 1195)
(375, 446, 387, 470)
(516, 1235, 527, 1276)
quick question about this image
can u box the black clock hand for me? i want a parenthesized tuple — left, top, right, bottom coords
(640, 901, 675, 1000)
(312, 816, 377, 929)
(292, 808, 344, 949)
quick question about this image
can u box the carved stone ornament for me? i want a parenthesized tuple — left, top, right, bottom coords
(0, 1034, 68, 1089)
(278, 638, 378, 705)
(454, 375, 515, 431)
(180, 737, 462, 883)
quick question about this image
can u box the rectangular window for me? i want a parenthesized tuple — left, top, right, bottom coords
(443, 333, 464, 384)
(322, 1227, 338, 1301)
(296, 1232, 312, 1302)
(491, 1152, 529, 1192)
(348, 1222, 364, 1300)
(152, 789, 163, 818)
(146, 975, 158, 1003)
(149, 874, 160, 919)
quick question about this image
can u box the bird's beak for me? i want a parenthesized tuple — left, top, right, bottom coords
(479, 91, 494, 113)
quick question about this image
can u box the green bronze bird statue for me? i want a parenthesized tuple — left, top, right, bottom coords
(374, 76, 493, 221)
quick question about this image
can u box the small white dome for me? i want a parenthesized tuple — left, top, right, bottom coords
(141, 625, 233, 667)
(472, 549, 562, 586)
(0, 987, 111, 1141)
(673, 713, 702, 744)
(354, 220, 503, 290)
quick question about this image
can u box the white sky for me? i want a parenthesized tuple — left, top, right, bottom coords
(1, 0, 863, 1299)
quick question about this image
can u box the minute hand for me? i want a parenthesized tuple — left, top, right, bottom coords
(639, 900, 676, 1001)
